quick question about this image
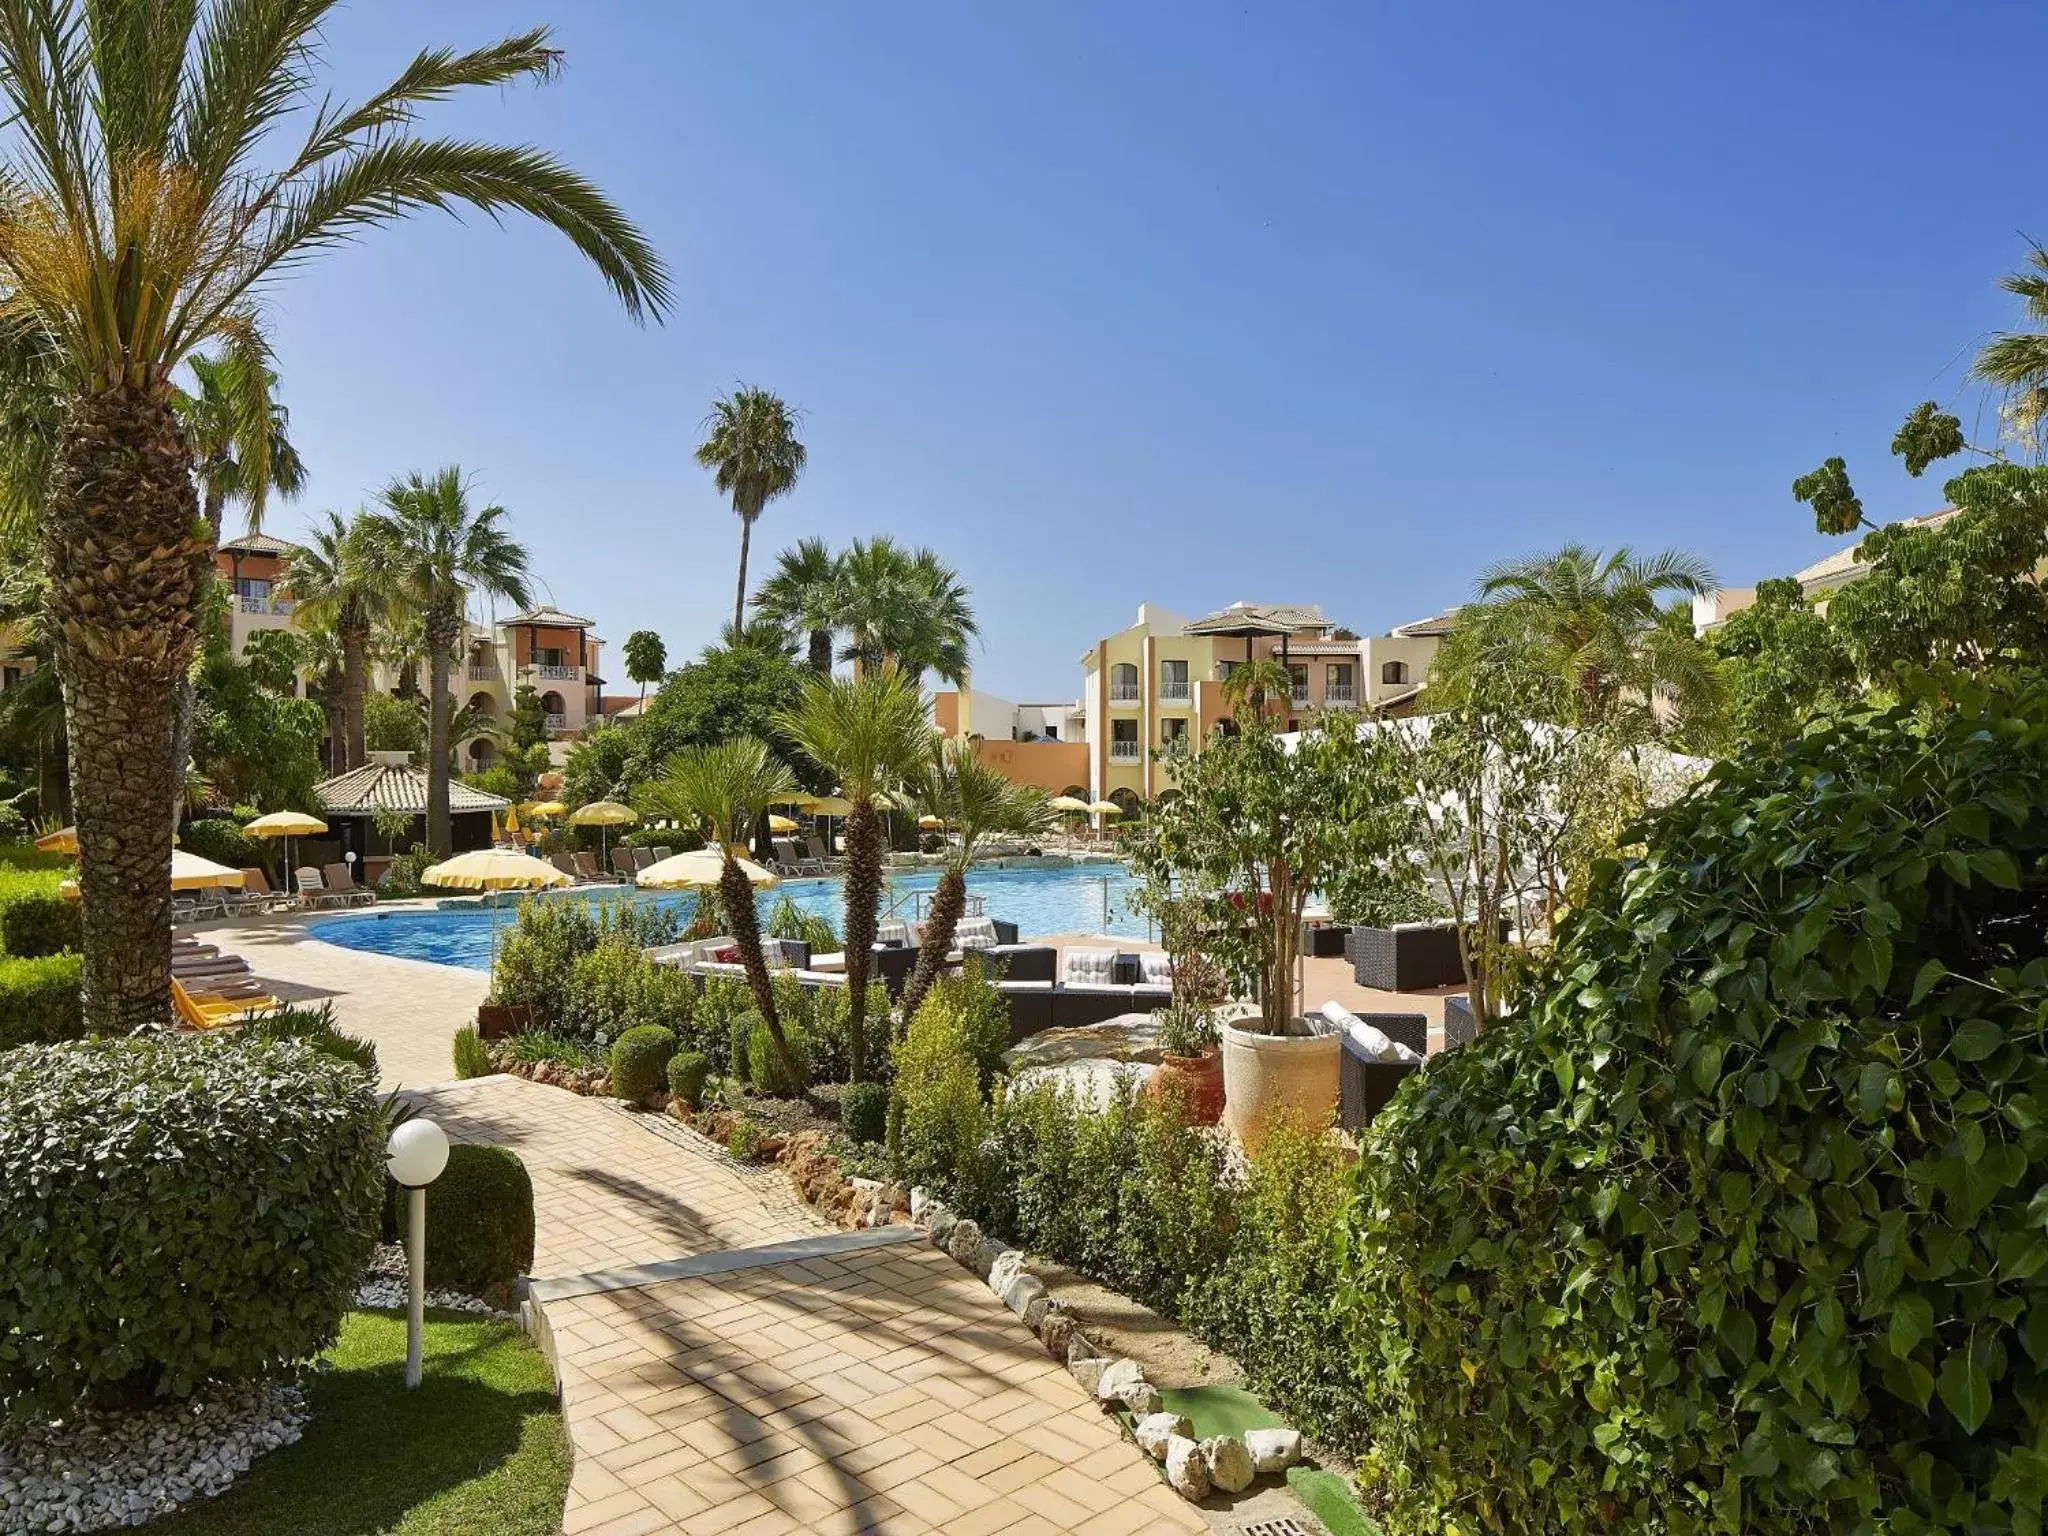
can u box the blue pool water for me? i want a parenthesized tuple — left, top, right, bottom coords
(306, 860, 1147, 972)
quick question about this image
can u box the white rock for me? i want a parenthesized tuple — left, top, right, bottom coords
(986, 1247, 1027, 1296)
(945, 1219, 984, 1271)
(909, 1186, 931, 1219)
(1244, 1426, 1303, 1473)
(1122, 1382, 1162, 1418)
(1065, 1333, 1098, 1365)
(1020, 1288, 1054, 1333)
(1094, 1358, 1146, 1406)
(927, 1206, 957, 1245)
(1039, 1308, 1077, 1359)
(1135, 1412, 1193, 1460)
(1164, 1435, 1210, 1501)
(1203, 1435, 1256, 1494)
(1068, 1355, 1107, 1395)
(1001, 1273, 1046, 1320)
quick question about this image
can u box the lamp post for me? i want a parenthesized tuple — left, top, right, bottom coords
(385, 1117, 450, 1390)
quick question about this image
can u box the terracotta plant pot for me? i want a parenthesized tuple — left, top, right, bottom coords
(1219, 1015, 1340, 1150)
(1146, 1048, 1224, 1125)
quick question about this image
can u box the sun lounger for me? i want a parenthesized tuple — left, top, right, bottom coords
(171, 889, 229, 923)
(573, 851, 624, 884)
(170, 977, 281, 1030)
(234, 866, 298, 914)
(551, 852, 585, 883)
(322, 863, 376, 907)
(631, 846, 656, 874)
(295, 868, 350, 909)
(651, 846, 673, 862)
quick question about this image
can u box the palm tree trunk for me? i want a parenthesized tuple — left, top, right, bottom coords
(45, 386, 211, 1033)
(424, 605, 458, 855)
(341, 611, 370, 771)
(733, 514, 754, 638)
(899, 867, 966, 1025)
(842, 799, 885, 1080)
(166, 479, 232, 826)
(722, 854, 806, 1092)
(807, 628, 832, 673)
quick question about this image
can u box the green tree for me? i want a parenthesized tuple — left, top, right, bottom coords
(282, 512, 393, 772)
(899, 738, 1054, 1022)
(696, 388, 807, 638)
(363, 691, 424, 755)
(509, 685, 549, 752)
(1713, 576, 1859, 747)
(190, 636, 324, 812)
(622, 629, 667, 705)
(0, 5, 668, 1031)
(361, 471, 532, 855)
(834, 537, 978, 685)
(777, 672, 933, 1079)
(635, 738, 804, 1090)
(753, 537, 843, 672)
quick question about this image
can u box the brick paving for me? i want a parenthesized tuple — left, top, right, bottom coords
(401, 1075, 1201, 1535)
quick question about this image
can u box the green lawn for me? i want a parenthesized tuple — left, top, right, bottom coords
(147, 1310, 569, 1536)
(1157, 1384, 1381, 1536)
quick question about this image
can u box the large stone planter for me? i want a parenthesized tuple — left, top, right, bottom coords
(1219, 1016, 1340, 1148)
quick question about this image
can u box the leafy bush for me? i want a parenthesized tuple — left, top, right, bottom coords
(451, 1026, 491, 1079)
(668, 1050, 710, 1109)
(726, 1116, 764, 1160)
(746, 1019, 807, 1096)
(0, 1035, 381, 1421)
(807, 979, 890, 1085)
(0, 864, 79, 959)
(887, 993, 986, 1196)
(694, 975, 754, 1073)
(490, 897, 680, 1034)
(0, 952, 82, 1048)
(841, 1081, 888, 1144)
(500, 1029, 605, 1072)
(766, 895, 838, 952)
(610, 1024, 676, 1102)
(239, 1002, 377, 1077)
(910, 961, 1009, 1086)
(407, 1145, 534, 1293)
(1342, 671, 2048, 1535)
(566, 933, 694, 1045)
(176, 816, 268, 873)
(377, 845, 436, 898)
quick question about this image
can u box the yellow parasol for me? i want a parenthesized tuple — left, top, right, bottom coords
(172, 850, 248, 889)
(799, 795, 853, 816)
(570, 800, 638, 870)
(1086, 800, 1122, 816)
(1046, 796, 1090, 814)
(917, 814, 946, 830)
(423, 847, 572, 961)
(768, 814, 799, 833)
(638, 847, 779, 891)
(527, 800, 566, 818)
(34, 825, 77, 854)
(241, 810, 329, 897)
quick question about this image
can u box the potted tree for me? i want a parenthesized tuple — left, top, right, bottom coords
(1143, 898, 1230, 1124)
(1128, 675, 1414, 1146)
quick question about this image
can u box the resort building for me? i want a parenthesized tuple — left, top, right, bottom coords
(453, 605, 607, 770)
(927, 683, 1090, 794)
(217, 531, 302, 659)
(1360, 611, 1457, 715)
(1692, 509, 1959, 632)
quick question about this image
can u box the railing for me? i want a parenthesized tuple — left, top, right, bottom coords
(1290, 687, 1309, 706)
(1108, 684, 1140, 704)
(235, 593, 293, 616)
(466, 662, 496, 681)
(528, 663, 580, 681)
(543, 713, 569, 733)
(1109, 739, 1142, 761)
(884, 888, 985, 922)
(1157, 681, 1191, 702)
(1324, 685, 1356, 707)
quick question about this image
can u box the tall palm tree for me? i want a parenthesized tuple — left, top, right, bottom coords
(899, 739, 1055, 1022)
(374, 613, 428, 702)
(177, 345, 306, 542)
(284, 512, 394, 772)
(753, 537, 843, 673)
(296, 618, 346, 774)
(776, 672, 933, 1078)
(1976, 243, 2048, 449)
(636, 738, 804, 1091)
(696, 388, 807, 637)
(1442, 545, 1722, 736)
(360, 470, 531, 855)
(835, 537, 979, 685)
(0, 6, 668, 1032)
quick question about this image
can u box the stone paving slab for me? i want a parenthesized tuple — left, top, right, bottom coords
(532, 1227, 927, 1304)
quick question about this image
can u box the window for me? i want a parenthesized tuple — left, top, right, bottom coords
(1042, 724, 1058, 740)
(1217, 659, 1239, 683)
(0, 667, 18, 691)
(1160, 717, 1187, 744)
(1382, 659, 1410, 686)
(1109, 662, 1139, 702)
(534, 646, 565, 668)
(1110, 719, 1141, 759)
(1288, 664, 1308, 702)
(1159, 659, 1189, 700)
(1327, 662, 1354, 688)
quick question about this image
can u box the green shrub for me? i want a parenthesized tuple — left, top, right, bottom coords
(451, 1026, 491, 1079)
(377, 845, 436, 897)
(0, 952, 82, 1048)
(176, 816, 267, 873)
(887, 993, 985, 1195)
(0, 844, 72, 873)
(0, 864, 79, 958)
(806, 979, 890, 1086)
(609, 1024, 676, 1102)
(841, 1081, 888, 1144)
(746, 1020, 807, 1096)
(694, 974, 753, 1071)
(567, 933, 693, 1044)
(403, 1145, 534, 1293)
(667, 1050, 711, 1109)
(910, 961, 1009, 1086)
(728, 1008, 761, 1082)
(239, 1002, 377, 1076)
(0, 1035, 381, 1421)
(726, 1116, 763, 1160)
(491, 897, 681, 1035)
(501, 1029, 604, 1072)
(1342, 671, 2048, 1535)
(766, 895, 838, 952)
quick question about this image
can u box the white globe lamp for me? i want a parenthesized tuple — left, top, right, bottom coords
(385, 1117, 450, 1388)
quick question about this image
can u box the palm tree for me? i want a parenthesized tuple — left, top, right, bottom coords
(374, 614, 428, 702)
(899, 739, 1055, 1022)
(636, 738, 805, 1091)
(284, 513, 394, 772)
(296, 618, 346, 773)
(1976, 243, 2048, 448)
(776, 672, 933, 1078)
(0, 6, 668, 1032)
(622, 629, 667, 707)
(753, 537, 843, 672)
(176, 346, 307, 542)
(361, 471, 531, 855)
(835, 537, 979, 685)
(696, 388, 807, 637)
(1442, 545, 1722, 736)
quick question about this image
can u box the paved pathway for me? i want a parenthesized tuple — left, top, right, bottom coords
(405, 1076, 1203, 1536)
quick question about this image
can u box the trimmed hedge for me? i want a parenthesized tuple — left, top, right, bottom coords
(406, 1145, 535, 1293)
(452, 1025, 491, 1079)
(0, 1035, 382, 1422)
(1342, 671, 2048, 1535)
(175, 817, 268, 873)
(840, 1081, 888, 1145)
(668, 1050, 710, 1110)
(0, 952, 83, 1048)
(610, 1024, 675, 1102)
(0, 864, 79, 959)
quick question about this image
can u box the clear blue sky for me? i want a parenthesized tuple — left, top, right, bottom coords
(263, 0, 2033, 701)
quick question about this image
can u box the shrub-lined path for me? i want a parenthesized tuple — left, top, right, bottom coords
(407, 1075, 1205, 1536)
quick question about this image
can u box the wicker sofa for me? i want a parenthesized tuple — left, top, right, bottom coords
(1334, 1010, 1427, 1130)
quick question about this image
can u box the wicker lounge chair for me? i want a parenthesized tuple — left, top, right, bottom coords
(1443, 994, 1477, 1046)
(632, 846, 656, 874)
(322, 862, 376, 907)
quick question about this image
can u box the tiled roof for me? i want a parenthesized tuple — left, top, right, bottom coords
(218, 532, 302, 556)
(1283, 641, 1361, 656)
(1793, 509, 1958, 590)
(502, 605, 595, 628)
(1391, 610, 1459, 638)
(315, 760, 509, 816)
(1183, 601, 1329, 636)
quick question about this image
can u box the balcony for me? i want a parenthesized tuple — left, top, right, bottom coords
(234, 592, 293, 617)
(1323, 685, 1357, 708)
(1108, 684, 1141, 705)
(1157, 681, 1192, 703)
(543, 713, 570, 733)
(1290, 687, 1310, 707)
(466, 662, 497, 682)
(527, 663, 581, 682)
(1109, 739, 1142, 762)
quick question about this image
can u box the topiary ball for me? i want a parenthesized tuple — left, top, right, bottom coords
(609, 1024, 676, 1102)
(400, 1144, 534, 1293)
(840, 1080, 888, 1144)
(668, 1050, 711, 1110)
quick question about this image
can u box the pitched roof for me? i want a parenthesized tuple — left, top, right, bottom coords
(1390, 610, 1459, 638)
(502, 605, 594, 628)
(218, 532, 302, 556)
(315, 759, 509, 816)
(1792, 509, 1959, 590)
(1182, 601, 1329, 636)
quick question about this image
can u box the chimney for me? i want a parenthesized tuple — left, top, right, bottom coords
(367, 750, 412, 768)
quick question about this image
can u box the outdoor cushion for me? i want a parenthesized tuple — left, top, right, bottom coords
(877, 920, 912, 947)
(956, 916, 999, 950)
(1322, 1000, 1422, 1063)
(712, 945, 741, 964)
(1062, 948, 1117, 985)
(1137, 952, 1173, 985)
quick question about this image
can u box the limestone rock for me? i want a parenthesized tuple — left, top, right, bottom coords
(1095, 1358, 1146, 1406)
(1069, 1354, 1107, 1395)
(945, 1219, 984, 1271)
(1244, 1427, 1303, 1473)
(1001, 1273, 1046, 1320)
(927, 1206, 957, 1246)
(1122, 1382, 1162, 1418)
(1039, 1308, 1077, 1359)
(1164, 1436, 1210, 1501)
(987, 1246, 1027, 1296)
(1020, 1287, 1054, 1333)
(1203, 1435, 1255, 1494)
(1066, 1333, 1098, 1366)
(909, 1186, 932, 1219)
(1135, 1412, 1193, 1460)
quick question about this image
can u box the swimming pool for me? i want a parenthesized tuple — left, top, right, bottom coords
(306, 860, 1148, 972)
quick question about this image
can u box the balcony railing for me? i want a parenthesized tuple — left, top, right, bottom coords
(1109, 739, 1142, 761)
(1108, 684, 1140, 704)
(235, 593, 293, 617)
(528, 663, 581, 681)
(1157, 681, 1191, 702)
(466, 662, 496, 681)
(543, 713, 569, 733)
(1290, 687, 1309, 706)
(1323, 685, 1356, 707)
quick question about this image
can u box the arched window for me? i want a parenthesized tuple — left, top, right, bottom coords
(467, 738, 494, 766)
(1109, 787, 1142, 817)
(466, 691, 495, 717)
(1381, 660, 1409, 687)
(1110, 662, 1138, 701)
